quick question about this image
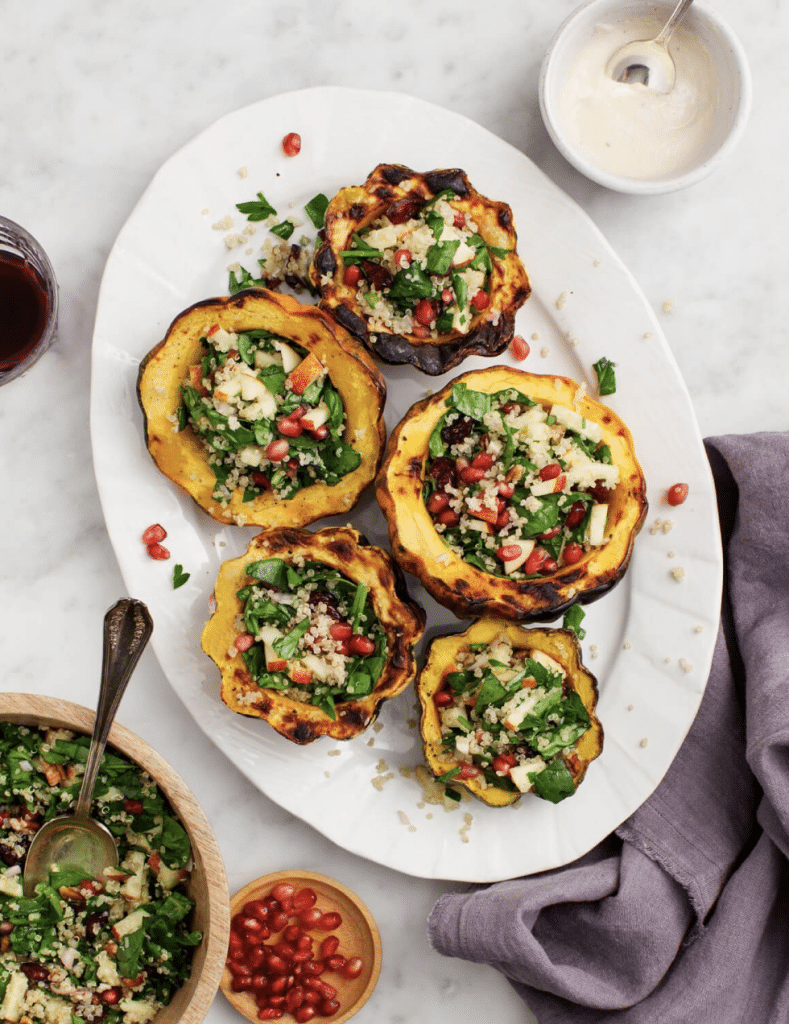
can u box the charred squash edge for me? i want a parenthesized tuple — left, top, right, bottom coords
(310, 163, 531, 376)
(417, 619, 603, 805)
(137, 288, 387, 527)
(201, 526, 426, 744)
(375, 365, 648, 622)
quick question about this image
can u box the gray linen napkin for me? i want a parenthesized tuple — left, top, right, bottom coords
(428, 433, 789, 1023)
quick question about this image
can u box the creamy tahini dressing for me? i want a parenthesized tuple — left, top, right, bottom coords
(560, 17, 720, 181)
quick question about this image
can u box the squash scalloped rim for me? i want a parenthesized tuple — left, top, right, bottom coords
(201, 526, 426, 745)
(137, 288, 387, 528)
(417, 619, 604, 805)
(310, 163, 531, 376)
(376, 365, 648, 622)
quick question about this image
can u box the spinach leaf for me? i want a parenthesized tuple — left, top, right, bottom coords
(450, 383, 491, 422)
(387, 263, 435, 302)
(270, 219, 295, 240)
(305, 193, 329, 229)
(273, 618, 311, 660)
(245, 558, 303, 590)
(236, 191, 277, 221)
(532, 759, 577, 803)
(562, 604, 586, 640)
(593, 357, 617, 396)
(426, 240, 460, 276)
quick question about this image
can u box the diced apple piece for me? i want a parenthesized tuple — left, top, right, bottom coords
(550, 405, 603, 444)
(287, 353, 325, 396)
(503, 539, 535, 574)
(502, 688, 544, 731)
(587, 503, 609, 546)
(300, 401, 330, 432)
(529, 649, 566, 678)
(509, 757, 547, 793)
(213, 372, 243, 403)
(259, 625, 287, 672)
(112, 907, 150, 941)
(274, 340, 301, 373)
(300, 654, 332, 681)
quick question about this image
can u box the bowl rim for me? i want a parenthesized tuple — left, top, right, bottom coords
(538, 0, 753, 194)
(0, 692, 230, 1024)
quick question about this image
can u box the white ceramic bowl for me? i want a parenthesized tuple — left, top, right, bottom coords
(0, 693, 230, 1024)
(539, 0, 752, 194)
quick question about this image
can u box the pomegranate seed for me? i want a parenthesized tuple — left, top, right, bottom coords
(270, 910, 289, 931)
(142, 523, 167, 545)
(266, 439, 290, 462)
(258, 1009, 283, 1021)
(496, 543, 522, 562)
(414, 298, 438, 326)
(235, 633, 254, 652)
(453, 211, 465, 228)
(471, 290, 490, 310)
(271, 882, 295, 903)
(244, 900, 270, 922)
(433, 690, 454, 708)
(457, 764, 481, 780)
(510, 335, 530, 360)
(498, 481, 516, 498)
(394, 248, 412, 267)
(323, 954, 345, 971)
(562, 542, 584, 565)
(294, 1007, 316, 1023)
(298, 908, 324, 929)
(348, 634, 375, 657)
(441, 287, 454, 304)
(539, 463, 561, 480)
(459, 465, 485, 484)
(541, 557, 559, 574)
(147, 543, 170, 560)
(525, 547, 548, 575)
(343, 264, 362, 287)
(412, 325, 430, 338)
(426, 491, 450, 514)
(277, 417, 303, 438)
(339, 956, 364, 980)
(123, 799, 143, 814)
(319, 936, 340, 958)
(565, 501, 587, 528)
(538, 525, 561, 540)
(437, 508, 460, 528)
(318, 911, 342, 931)
(495, 509, 511, 530)
(282, 132, 301, 157)
(308, 424, 330, 441)
(291, 887, 317, 912)
(667, 482, 689, 506)
(328, 622, 352, 641)
(318, 999, 340, 1017)
(471, 451, 495, 470)
(493, 753, 517, 774)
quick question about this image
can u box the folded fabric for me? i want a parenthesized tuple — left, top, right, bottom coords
(428, 433, 789, 1024)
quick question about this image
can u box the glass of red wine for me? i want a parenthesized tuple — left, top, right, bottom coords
(0, 217, 59, 386)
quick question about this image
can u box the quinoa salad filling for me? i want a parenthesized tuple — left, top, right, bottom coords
(234, 557, 388, 721)
(0, 723, 201, 1024)
(339, 191, 509, 339)
(178, 326, 361, 506)
(431, 634, 592, 803)
(423, 382, 620, 578)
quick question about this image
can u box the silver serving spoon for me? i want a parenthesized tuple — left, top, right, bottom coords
(23, 599, 153, 896)
(608, 0, 696, 92)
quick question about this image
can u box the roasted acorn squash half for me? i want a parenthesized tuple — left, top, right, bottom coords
(376, 366, 647, 622)
(310, 163, 531, 376)
(418, 619, 603, 805)
(202, 526, 426, 744)
(137, 289, 386, 527)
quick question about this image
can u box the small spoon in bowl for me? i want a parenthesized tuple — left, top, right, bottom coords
(23, 599, 153, 896)
(608, 0, 696, 92)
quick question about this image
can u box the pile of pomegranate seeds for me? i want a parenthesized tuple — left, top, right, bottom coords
(226, 881, 365, 1022)
(142, 523, 170, 560)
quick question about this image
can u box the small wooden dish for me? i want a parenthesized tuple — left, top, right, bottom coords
(222, 870, 382, 1024)
(0, 693, 230, 1024)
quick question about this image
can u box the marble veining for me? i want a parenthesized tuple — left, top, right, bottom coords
(0, 1, 785, 1022)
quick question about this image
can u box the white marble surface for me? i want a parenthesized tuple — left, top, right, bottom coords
(1, 1, 786, 1022)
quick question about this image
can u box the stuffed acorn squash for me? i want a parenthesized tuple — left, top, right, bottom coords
(418, 620, 603, 805)
(310, 164, 531, 376)
(202, 526, 425, 744)
(376, 366, 647, 621)
(137, 289, 386, 527)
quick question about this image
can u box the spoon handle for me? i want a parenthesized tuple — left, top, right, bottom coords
(74, 599, 154, 819)
(655, 0, 695, 45)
